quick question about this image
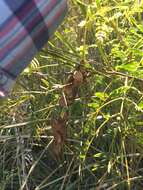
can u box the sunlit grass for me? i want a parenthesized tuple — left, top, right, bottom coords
(0, 0, 143, 189)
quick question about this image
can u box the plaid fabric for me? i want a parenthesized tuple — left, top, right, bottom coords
(0, 0, 67, 97)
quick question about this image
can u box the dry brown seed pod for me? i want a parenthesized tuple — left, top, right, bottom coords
(51, 116, 67, 156)
(59, 95, 67, 107)
(64, 84, 74, 96)
(73, 71, 83, 85)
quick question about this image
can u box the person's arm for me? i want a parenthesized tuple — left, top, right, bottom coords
(0, 0, 67, 97)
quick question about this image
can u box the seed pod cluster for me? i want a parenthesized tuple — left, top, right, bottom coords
(51, 61, 89, 157)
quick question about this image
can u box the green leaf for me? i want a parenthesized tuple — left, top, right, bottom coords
(88, 102, 99, 109)
(138, 101, 143, 110)
(116, 62, 139, 72)
(95, 92, 109, 101)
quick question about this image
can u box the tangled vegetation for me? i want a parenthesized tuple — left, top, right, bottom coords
(0, 0, 143, 189)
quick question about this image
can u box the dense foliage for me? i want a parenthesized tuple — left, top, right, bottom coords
(0, 0, 143, 189)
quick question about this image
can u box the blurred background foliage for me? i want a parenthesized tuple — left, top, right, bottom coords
(0, 0, 143, 189)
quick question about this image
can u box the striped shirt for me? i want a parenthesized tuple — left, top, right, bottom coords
(0, 0, 67, 97)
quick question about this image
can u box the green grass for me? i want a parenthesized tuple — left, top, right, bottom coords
(0, 0, 143, 189)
